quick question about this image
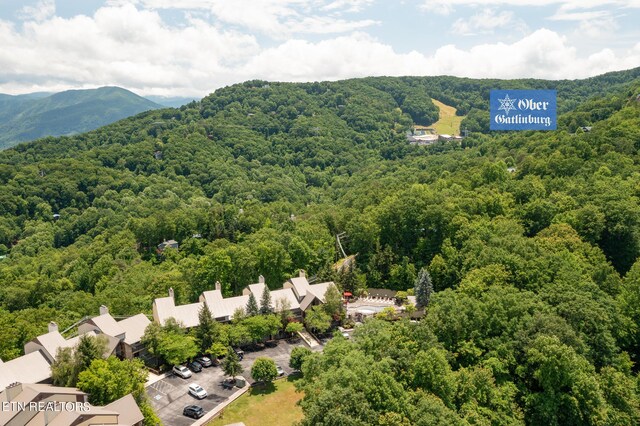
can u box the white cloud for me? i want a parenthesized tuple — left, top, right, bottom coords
(1, 3, 639, 97)
(108, 0, 378, 37)
(420, 0, 640, 16)
(237, 29, 640, 83)
(548, 10, 611, 20)
(0, 4, 259, 96)
(451, 9, 516, 35)
(322, 0, 375, 13)
(574, 14, 619, 38)
(18, 0, 56, 22)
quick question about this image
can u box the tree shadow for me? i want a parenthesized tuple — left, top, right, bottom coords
(287, 372, 302, 382)
(249, 382, 276, 395)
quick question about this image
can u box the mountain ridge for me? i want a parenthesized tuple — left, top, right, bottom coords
(0, 86, 163, 150)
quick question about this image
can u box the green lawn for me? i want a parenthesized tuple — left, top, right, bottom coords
(207, 377, 304, 426)
(431, 99, 465, 135)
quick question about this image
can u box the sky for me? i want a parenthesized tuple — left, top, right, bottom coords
(0, 0, 639, 97)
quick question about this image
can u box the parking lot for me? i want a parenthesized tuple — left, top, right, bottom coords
(147, 339, 309, 426)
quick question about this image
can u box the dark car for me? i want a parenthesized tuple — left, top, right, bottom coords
(183, 405, 204, 419)
(234, 348, 244, 360)
(195, 356, 212, 367)
(187, 361, 203, 373)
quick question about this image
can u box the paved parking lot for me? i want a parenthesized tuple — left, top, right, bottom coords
(147, 339, 309, 426)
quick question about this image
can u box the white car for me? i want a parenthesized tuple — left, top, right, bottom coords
(173, 365, 192, 379)
(276, 365, 285, 376)
(188, 383, 208, 400)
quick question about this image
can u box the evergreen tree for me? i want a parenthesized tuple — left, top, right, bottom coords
(196, 303, 218, 353)
(222, 346, 243, 380)
(246, 292, 259, 317)
(415, 268, 433, 308)
(276, 297, 292, 328)
(323, 283, 344, 320)
(76, 334, 105, 372)
(51, 335, 106, 387)
(260, 285, 272, 314)
(337, 258, 364, 295)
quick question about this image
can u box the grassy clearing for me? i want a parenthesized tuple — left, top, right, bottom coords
(431, 99, 465, 135)
(207, 377, 304, 426)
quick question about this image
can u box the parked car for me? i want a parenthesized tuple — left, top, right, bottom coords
(187, 361, 203, 373)
(276, 364, 285, 376)
(188, 383, 208, 400)
(195, 356, 212, 367)
(173, 365, 192, 379)
(234, 348, 244, 360)
(183, 405, 204, 419)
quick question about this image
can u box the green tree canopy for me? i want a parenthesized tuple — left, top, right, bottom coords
(251, 357, 278, 384)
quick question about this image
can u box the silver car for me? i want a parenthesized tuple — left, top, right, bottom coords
(188, 383, 207, 400)
(173, 365, 192, 379)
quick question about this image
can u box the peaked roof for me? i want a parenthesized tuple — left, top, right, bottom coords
(154, 292, 203, 328)
(153, 295, 175, 324)
(91, 313, 125, 338)
(173, 302, 203, 328)
(118, 314, 151, 345)
(105, 393, 145, 425)
(201, 289, 249, 320)
(271, 288, 301, 311)
(245, 282, 267, 299)
(308, 281, 334, 300)
(0, 351, 51, 390)
(30, 330, 67, 359)
(287, 276, 310, 299)
(241, 283, 300, 312)
(27, 330, 118, 362)
(0, 383, 141, 426)
(299, 282, 335, 311)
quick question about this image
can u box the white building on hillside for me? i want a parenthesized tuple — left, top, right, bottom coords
(152, 271, 336, 327)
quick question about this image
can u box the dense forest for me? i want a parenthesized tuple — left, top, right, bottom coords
(1, 68, 640, 424)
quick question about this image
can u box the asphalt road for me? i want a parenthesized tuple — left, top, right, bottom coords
(147, 339, 309, 426)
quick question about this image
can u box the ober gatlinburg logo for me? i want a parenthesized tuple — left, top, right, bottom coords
(490, 89, 557, 131)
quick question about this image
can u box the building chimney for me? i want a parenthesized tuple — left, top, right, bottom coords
(215, 281, 221, 292)
(299, 269, 306, 278)
(258, 275, 265, 284)
(99, 305, 109, 316)
(48, 322, 58, 333)
(5, 383, 23, 402)
(168, 287, 174, 299)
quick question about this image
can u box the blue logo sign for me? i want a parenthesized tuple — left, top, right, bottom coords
(490, 90, 556, 130)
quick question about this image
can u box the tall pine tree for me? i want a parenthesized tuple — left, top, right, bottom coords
(260, 286, 272, 314)
(246, 292, 259, 317)
(196, 303, 218, 353)
(415, 267, 433, 308)
(222, 346, 243, 380)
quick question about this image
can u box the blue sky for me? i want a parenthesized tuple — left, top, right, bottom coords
(0, 0, 639, 97)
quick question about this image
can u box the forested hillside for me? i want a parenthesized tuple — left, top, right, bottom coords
(0, 87, 162, 149)
(1, 69, 640, 424)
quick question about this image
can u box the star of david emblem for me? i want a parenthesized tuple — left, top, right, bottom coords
(498, 94, 517, 115)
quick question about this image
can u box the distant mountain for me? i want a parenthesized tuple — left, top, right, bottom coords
(146, 95, 198, 108)
(0, 87, 163, 149)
